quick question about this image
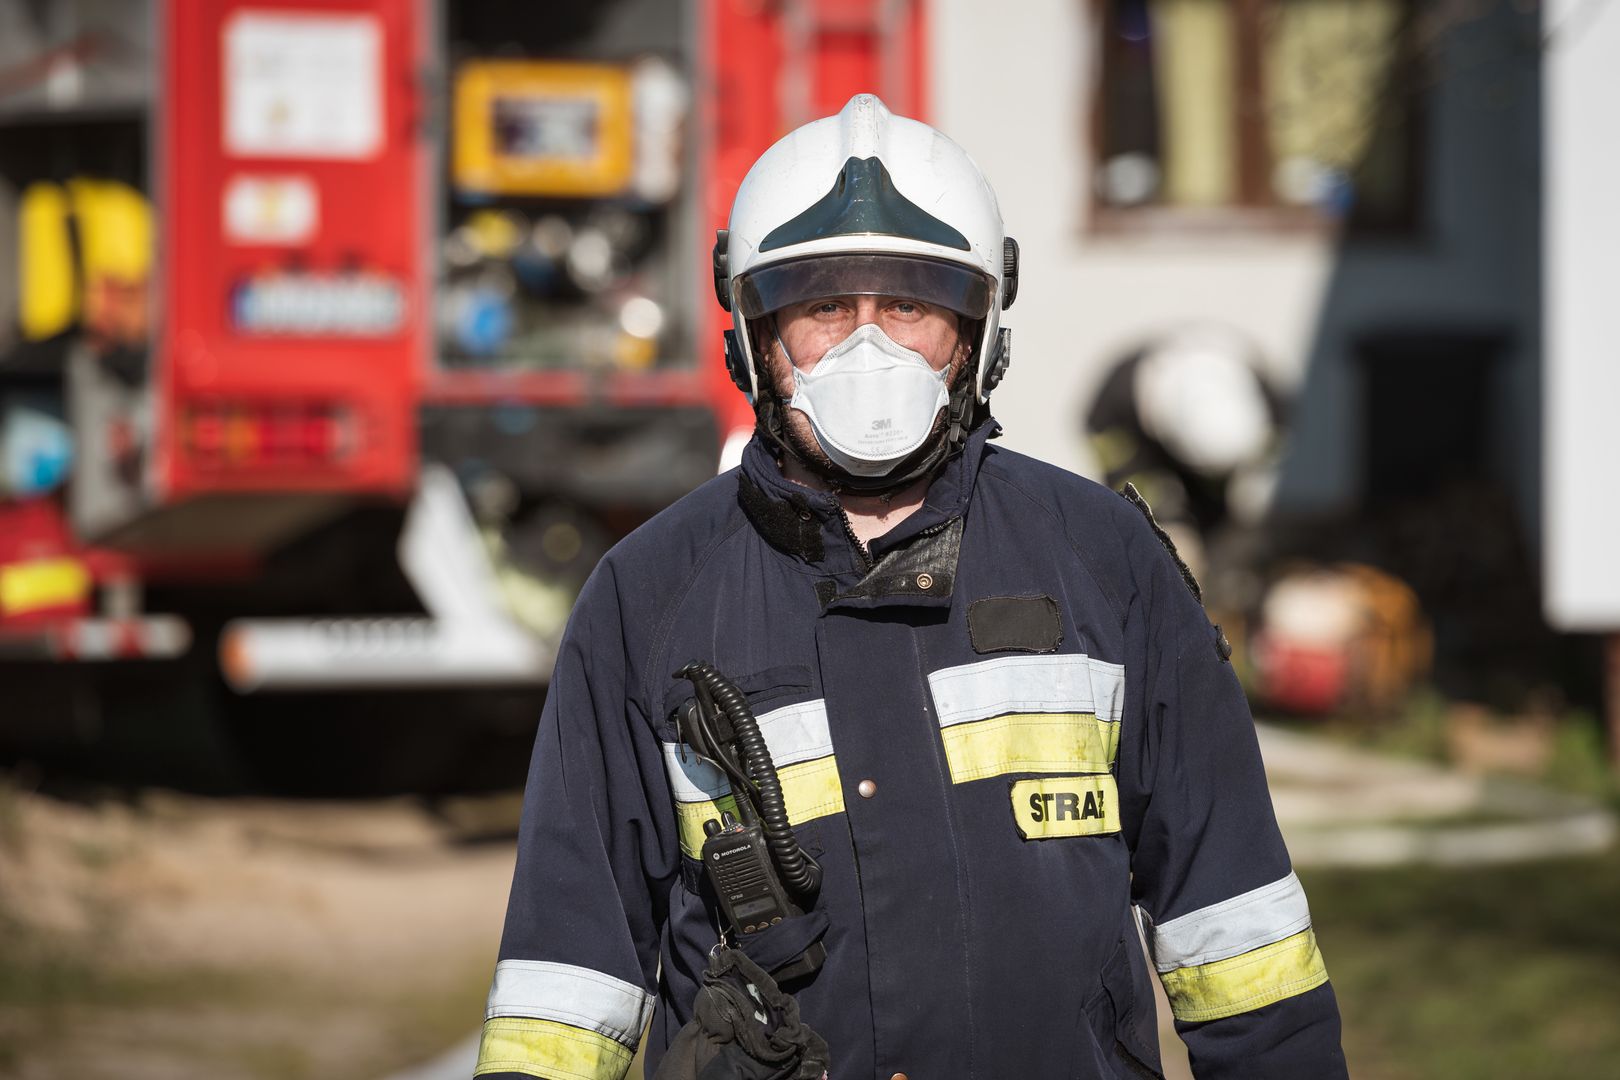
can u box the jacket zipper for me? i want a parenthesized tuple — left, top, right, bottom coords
(836, 507, 873, 571)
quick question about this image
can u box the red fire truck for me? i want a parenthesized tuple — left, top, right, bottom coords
(0, 0, 926, 788)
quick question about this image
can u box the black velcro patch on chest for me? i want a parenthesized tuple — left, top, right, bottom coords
(968, 595, 1063, 654)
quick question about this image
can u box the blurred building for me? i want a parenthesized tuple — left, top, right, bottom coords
(933, 0, 1619, 713)
(938, 0, 1541, 525)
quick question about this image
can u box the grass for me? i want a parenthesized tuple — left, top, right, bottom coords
(1302, 842, 1620, 1079)
(1541, 712, 1619, 807)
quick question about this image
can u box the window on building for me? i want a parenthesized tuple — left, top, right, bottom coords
(1092, 0, 1421, 232)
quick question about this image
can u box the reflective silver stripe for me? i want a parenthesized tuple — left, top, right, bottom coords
(928, 654, 1126, 727)
(485, 959, 654, 1047)
(1140, 872, 1314, 973)
(662, 697, 833, 801)
(751, 698, 836, 765)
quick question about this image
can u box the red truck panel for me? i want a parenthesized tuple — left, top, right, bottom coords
(158, 0, 427, 499)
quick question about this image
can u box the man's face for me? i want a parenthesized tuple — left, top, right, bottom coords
(774, 294, 964, 376)
(760, 294, 971, 476)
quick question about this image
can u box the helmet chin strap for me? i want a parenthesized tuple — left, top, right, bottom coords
(754, 320, 985, 496)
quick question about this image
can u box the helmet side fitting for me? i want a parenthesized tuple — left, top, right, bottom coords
(715, 95, 1017, 493)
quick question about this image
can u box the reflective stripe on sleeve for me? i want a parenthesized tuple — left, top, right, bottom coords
(1141, 871, 1314, 972)
(1156, 928, 1330, 1023)
(484, 960, 653, 1047)
(661, 697, 844, 858)
(474, 1016, 635, 1080)
(927, 653, 1126, 727)
(1141, 872, 1328, 1022)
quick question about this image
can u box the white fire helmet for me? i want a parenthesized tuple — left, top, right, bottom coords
(1134, 324, 1274, 478)
(714, 95, 1018, 433)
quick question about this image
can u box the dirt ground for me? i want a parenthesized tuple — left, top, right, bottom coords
(0, 775, 520, 1079)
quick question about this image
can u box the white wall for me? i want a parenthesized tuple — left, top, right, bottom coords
(1544, 0, 1620, 630)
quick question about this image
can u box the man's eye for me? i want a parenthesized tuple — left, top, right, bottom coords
(891, 301, 921, 315)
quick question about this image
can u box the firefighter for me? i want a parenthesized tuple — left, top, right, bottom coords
(477, 95, 1347, 1080)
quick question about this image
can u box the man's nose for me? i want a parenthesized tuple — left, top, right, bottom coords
(851, 296, 882, 324)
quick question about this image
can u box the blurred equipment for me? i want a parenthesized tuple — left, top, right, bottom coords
(67, 177, 152, 346)
(1, 396, 72, 497)
(18, 177, 153, 345)
(0, 0, 930, 786)
(220, 466, 547, 691)
(1250, 563, 1432, 716)
(17, 181, 77, 341)
(439, 55, 687, 375)
(453, 61, 636, 198)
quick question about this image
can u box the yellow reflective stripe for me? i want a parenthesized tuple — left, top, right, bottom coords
(941, 712, 1119, 784)
(672, 755, 845, 859)
(1159, 928, 1330, 1023)
(777, 754, 844, 822)
(674, 793, 740, 859)
(0, 557, 91, 616)
(1009, 775, 1119, 838)
(475, 1016, 634, 1080)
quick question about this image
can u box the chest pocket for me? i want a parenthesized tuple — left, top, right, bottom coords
(926, 653, 1125, 837)
(660, 664, 845, 862)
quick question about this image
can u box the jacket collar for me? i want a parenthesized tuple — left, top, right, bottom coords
(737, 418, 1000, 604)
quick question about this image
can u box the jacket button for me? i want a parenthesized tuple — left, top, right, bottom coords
(857, 779, 877, 798)
(915, 573, 933, 590)
(797, 509, 812, 521)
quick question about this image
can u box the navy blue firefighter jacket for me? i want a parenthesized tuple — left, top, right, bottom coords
(476, 420, 1348, 1080)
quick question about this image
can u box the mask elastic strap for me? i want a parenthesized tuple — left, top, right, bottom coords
(771, 317, 798, 371)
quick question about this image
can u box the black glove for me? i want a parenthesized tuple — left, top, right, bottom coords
(652, 945, 829, 1080)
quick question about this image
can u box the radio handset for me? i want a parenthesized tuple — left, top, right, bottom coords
(674, 662, 825, 982)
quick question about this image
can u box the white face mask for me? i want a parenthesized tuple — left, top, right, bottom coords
(786, 322, 951, 477)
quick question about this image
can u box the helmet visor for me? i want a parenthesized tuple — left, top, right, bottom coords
(734, 254, 994, 320)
